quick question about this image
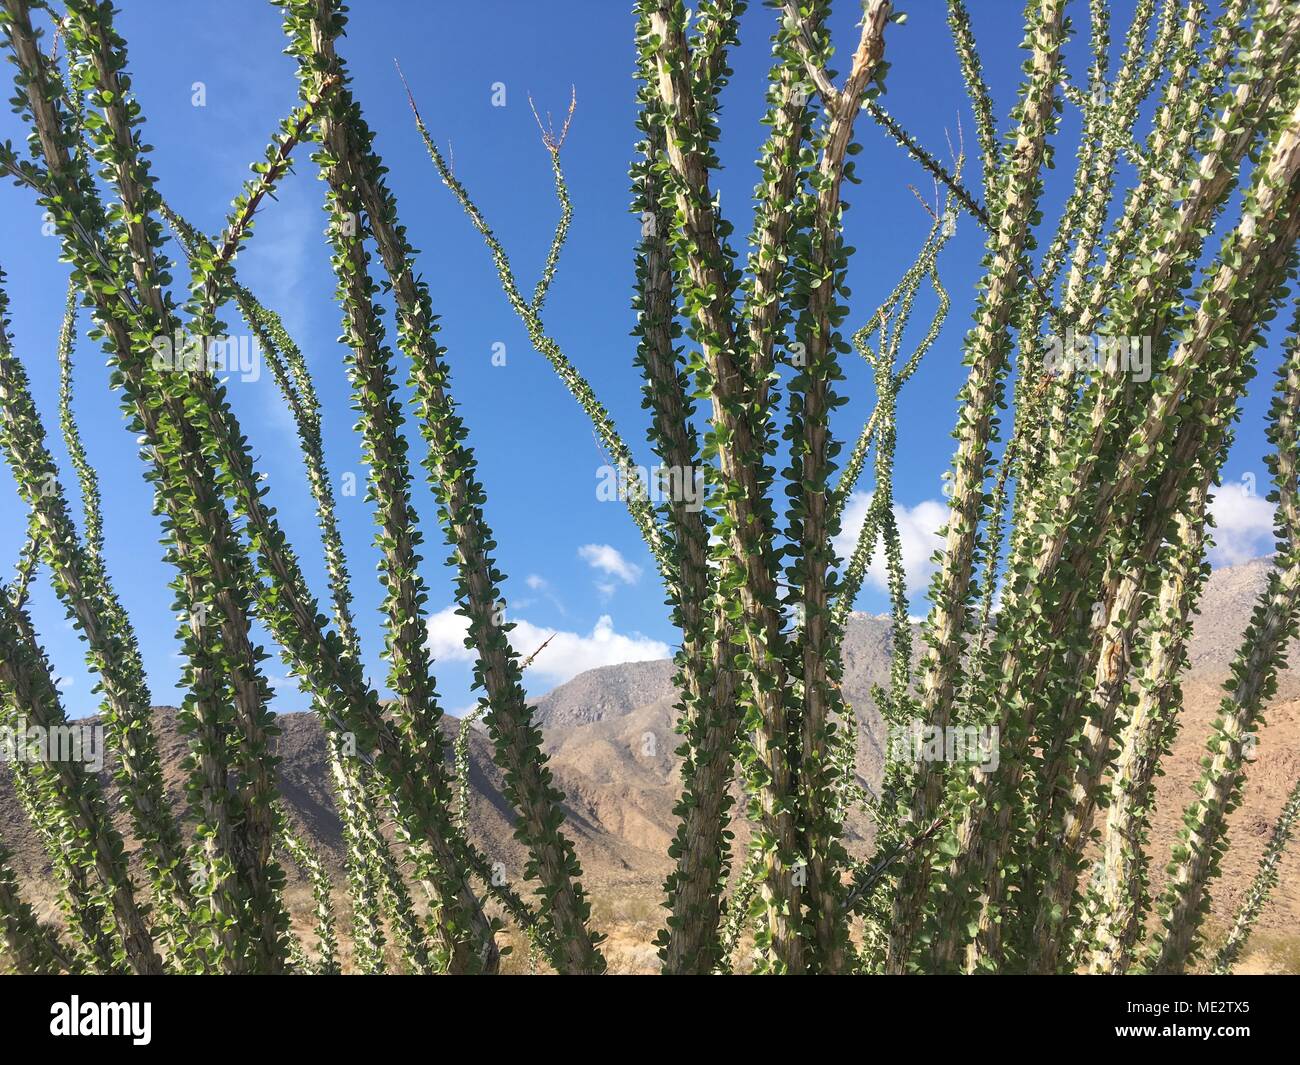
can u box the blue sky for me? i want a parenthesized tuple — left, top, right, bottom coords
(0, 1, 1284, 717)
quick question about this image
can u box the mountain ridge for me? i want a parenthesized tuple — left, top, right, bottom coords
(2, 557, 1297, 972)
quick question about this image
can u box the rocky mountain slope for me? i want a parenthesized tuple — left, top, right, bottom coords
(2, 558, 1297, 972)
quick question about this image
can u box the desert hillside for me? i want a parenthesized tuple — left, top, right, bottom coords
(2, 558, 1297, 972)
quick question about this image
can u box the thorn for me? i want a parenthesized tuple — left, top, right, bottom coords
(520, 631, 557, 670)
(528, 93, 547, 143)
(396, 60, 455, 179)
(557, 84, 577, 148)
(394, 58, 418, 114)
(528, 86, 577, 152)
(907, 183, 938, 221)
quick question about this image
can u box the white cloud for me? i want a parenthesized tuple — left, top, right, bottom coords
(426, 606, 477, 663)
(578, 543, 643, 585)
(832, 492, 947, 596)
(425, 607, 670, 687)
(451, 702, 484, 719)
(512, 615, 670, 684)
(1208, 482, 1276, 566)
(515, 573, 567, 615)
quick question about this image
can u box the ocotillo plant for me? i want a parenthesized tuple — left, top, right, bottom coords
(0, 0, 1298, 976)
